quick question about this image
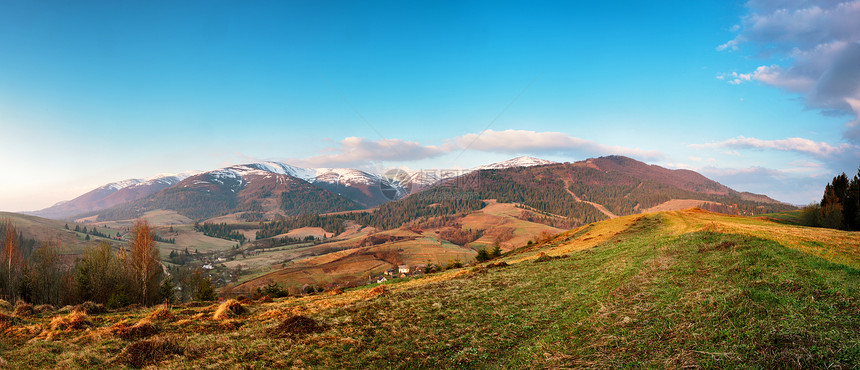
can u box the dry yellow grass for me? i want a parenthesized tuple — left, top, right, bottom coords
(49, 311, 93, 331)
(212, 299, 246, 320)
(508, 214, 641, 264)
(106, 318, 157, 339)
(365, 285, 386, 299)
(640, 199, 720, 213)
(146, 304, 176, 322)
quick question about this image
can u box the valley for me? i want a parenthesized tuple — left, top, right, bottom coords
(4, 156, 799, 295)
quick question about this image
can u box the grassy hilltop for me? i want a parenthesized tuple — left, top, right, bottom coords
(1, 209, 858, 368)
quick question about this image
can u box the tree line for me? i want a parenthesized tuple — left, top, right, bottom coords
(801, 169, 860, 230)
(194, 222, 247, 243)
(0, 219, 195, 307)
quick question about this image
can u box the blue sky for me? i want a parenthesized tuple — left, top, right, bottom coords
(1, 0, 859, 211)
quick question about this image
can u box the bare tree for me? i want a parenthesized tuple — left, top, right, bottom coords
(126, 219, 162, 305)
(1, 221, 23, 302)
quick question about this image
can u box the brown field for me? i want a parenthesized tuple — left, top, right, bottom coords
(640, 199, 721, 213)
(157, 224, 237, 256)
(79, 210, 193, 228)
(460, 201, 563, 250)
(231, 201, 559, 291)
(279, 227, 333, 239)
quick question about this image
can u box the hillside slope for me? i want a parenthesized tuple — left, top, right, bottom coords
(29, 174, 188, 220)
(2, 209, 857, 368)
(0, 211, 119, 254)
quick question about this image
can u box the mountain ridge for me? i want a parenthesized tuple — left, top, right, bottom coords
(30, 155, 789, 222)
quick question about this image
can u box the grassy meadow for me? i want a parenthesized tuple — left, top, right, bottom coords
(1, 210, 858, 368)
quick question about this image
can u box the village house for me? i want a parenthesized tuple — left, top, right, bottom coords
(398, 265, 409, 274)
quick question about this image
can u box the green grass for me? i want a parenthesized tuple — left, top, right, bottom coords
(759, 209, 805, 225)
(2, 214, 858, 368)
(255, 215, 859, 368)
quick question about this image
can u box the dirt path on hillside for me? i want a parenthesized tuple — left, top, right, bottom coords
(562, 180, 618, 219)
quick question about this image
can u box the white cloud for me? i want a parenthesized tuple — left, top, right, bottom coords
(717, 38, 741, 51)
(693, 135, 860, 175)
(452, 129, 664, 161)
(292, 130, 666, 168)
(719, 1, 860, 140)
(693, 136, 855, 157)
(293, 137, 449, 168)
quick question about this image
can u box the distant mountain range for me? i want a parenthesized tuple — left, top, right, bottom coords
(30, 156, 554, 220)
(28, 155, 791, 223)
(31, 173, 194, 219)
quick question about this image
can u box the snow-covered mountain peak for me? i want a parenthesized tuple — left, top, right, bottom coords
(311, 168, 381, 186)
(471, 156, 556, 171)
(102, 172, 198, 192)
(104, 179, 144, 191)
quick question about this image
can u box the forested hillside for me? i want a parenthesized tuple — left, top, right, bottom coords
(254, 156, 795, 239)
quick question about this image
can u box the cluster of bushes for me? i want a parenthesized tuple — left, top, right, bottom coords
(475, 244, 502, 262)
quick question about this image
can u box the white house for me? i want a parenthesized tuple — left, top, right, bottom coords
(398, 265, 409, 274)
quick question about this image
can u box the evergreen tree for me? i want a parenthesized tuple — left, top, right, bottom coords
(844, 169, 860, 231)
(195, 276, 217, 302)
(475, 248, 491, 262)
(820, 186, 844, 230)
(816, 170, 860, 231)
(158, 275, 177, 303)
